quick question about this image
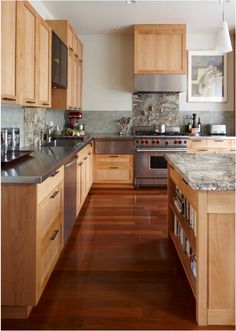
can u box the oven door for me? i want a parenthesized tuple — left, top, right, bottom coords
(135, 148, 186, 179)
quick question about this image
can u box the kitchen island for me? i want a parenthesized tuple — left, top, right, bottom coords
(166, 153, 235, 326)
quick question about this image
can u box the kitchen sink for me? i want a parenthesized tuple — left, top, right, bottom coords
(43, 139, 81, 147)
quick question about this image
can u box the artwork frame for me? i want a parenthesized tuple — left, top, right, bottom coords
(188, 50, 227, 102)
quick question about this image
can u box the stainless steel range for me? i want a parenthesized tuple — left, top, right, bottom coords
(134, 127, 188, 188)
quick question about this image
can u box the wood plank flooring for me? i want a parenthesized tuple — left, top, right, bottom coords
(2, 188, 234, 330)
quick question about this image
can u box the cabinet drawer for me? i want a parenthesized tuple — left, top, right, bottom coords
(37, 166, 64, 204)
(95, 154, 133, 165)
(94, 166, 133, 183)
(37, 182, 63, 235)
(187, 139, 207, 151)
(37, 216, 62, 299)
(206, 139, 231, 149)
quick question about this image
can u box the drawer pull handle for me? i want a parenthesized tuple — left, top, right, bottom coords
(214, 140, 224, 142)
(25, 100, 36, 104)
(230, 149, 236, 151)
(50, 170, 59, 177)
(109, 155, 119, 158)
(84, 156, 88, 160)
(78, 162, 83, 166)
(50, 229, 59, 240)
(50, 190, 59, 199)
(42, 102, 49, 106)
(182, 178, 189, 186)
(88, 152, 92, 155)
(2, 97, 16, 101)
(198, 149, 208, 151)
(193, 140, 202, 142)
(110, 166, 118, 169)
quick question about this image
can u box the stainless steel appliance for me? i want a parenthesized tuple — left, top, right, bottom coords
(134, 74, 186, 92)
(1, 127, 20, 152)
(134, 127, 188, 187)
(210, 124, 226, 135)
(64, 155, 77, 243)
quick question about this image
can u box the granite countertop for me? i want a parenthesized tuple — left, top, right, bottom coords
(1, 138, 93, 184)
(165, 153, 235, 191)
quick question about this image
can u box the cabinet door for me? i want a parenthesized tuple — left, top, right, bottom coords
(68, 24, 74, 50)
(76, 159, 82, 217)
(38, 19, 51, 107)
(1, 1, 17, 104)
(67, 49, 74, 109)
(81, 159, 86, 205)
(17, 1, 37, 106)
(134, 25, 186, 74)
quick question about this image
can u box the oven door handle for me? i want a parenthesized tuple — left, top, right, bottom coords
(136, 148, 187, 152)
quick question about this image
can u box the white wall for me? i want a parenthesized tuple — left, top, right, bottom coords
(80, 32, 234, 112)
(80, 34, 133, 111)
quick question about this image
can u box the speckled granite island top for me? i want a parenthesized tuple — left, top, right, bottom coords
(165, 153, 235, 191)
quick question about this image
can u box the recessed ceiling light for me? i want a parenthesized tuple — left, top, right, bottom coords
(126, 0, 136, 4)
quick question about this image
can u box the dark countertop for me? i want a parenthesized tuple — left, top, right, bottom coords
(91, 132, 134, 139)
(165, 153, 235, 191)
(1, 138, 93, 184)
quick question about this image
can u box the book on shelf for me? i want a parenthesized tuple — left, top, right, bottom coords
(191, 254, 197, 278)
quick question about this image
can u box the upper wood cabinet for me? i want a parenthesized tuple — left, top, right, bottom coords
(46, 20, 83, 110)
(134, 24, 186, 74)
(37, 19, 52, 107)
(1, 1, 52, 108)
(17, 1, 38, 106)
(1, 1, 17, 104)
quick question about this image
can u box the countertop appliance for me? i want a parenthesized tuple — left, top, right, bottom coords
(210, 124, 226, 135)
(68, 111, 83, 129)
(133, 126, 188, 187)
(64, 155, 77, 243)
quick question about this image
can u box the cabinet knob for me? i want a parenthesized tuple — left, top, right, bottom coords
(50, 229, 59, 240)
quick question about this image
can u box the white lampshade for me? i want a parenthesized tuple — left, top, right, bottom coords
(215, 21, 233, 53)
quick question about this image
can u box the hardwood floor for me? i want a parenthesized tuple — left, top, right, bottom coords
(2, 188, 234, 330)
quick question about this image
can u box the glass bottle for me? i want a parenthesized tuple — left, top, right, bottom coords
(197, 118, 202, 134)
(191, 114, 197, 134)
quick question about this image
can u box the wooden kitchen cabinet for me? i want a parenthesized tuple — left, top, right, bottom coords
(1, 1, 52, 108)
(37, 18, 52, 107)
(2, 166, 64, 319)
(76, 142, 93, 217)
(187, 138, 236, 153)
(17, 1, 38, 106)
(1, 1, 17, 104)
(134, 24, 186, 74)
(94, 154, 133, 185)
(46, 20, 83, 110)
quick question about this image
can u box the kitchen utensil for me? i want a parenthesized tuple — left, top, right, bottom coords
(68, 111, 82, 129)
(155, 124, 166, 133)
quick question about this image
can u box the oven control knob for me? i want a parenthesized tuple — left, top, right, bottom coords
(152, 140, 155, 144)
(145, 140, 149, 144)
(178, 140, 182, 144)
(184, 140, 187, 144)
(165, 141, 169, 145)
(156, 140, 160, 144)
(174, 140, 178, 144)
(141, 140, 144, 144)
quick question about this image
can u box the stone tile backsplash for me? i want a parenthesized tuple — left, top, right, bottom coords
(24, 108, 46, 146)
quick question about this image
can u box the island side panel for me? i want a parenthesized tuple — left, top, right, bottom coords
(2, 184, 37, 318)
(207, 191, 235, 326)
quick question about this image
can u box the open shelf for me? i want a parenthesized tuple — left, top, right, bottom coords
(170, 202, 196, 253)
(170, 232, 196, 298)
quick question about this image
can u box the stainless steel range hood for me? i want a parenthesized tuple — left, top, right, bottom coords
(134, 74, 186, 92)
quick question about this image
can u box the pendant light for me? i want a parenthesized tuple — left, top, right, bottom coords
(215, 0, 232, 53)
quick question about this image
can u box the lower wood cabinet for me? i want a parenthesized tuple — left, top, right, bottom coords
(2, 166, 64, 319)
(187, 139, 236, 153)
(76, 142, 93, 217)
(93, 154, 133, 185)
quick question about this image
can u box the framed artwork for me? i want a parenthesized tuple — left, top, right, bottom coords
(188, 50, 227, 102)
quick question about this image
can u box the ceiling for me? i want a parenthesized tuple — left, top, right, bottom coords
(42, 0, 236, 34)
